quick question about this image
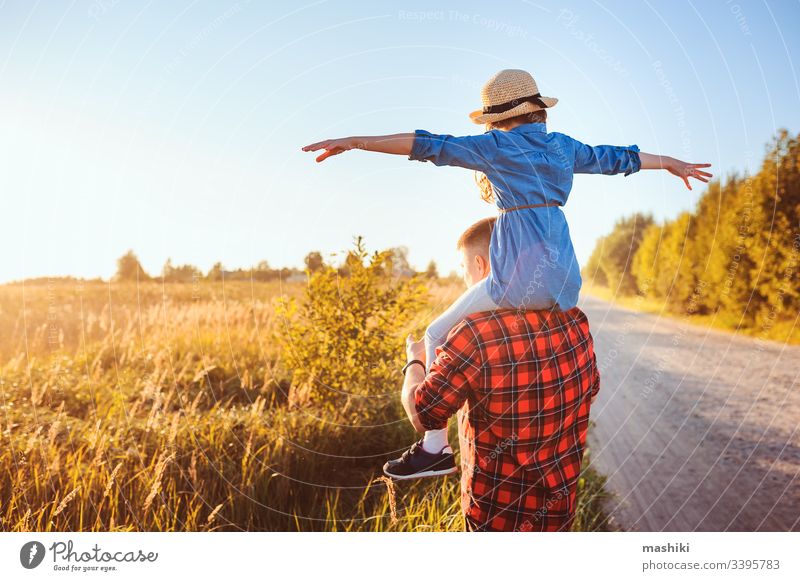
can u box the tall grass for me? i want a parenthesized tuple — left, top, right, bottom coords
(0, 277, 612, 531)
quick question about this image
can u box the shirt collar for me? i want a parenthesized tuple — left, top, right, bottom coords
(509, 122, 547, 134)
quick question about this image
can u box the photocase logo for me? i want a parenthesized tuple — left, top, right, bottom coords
(20, 541, 46, 569)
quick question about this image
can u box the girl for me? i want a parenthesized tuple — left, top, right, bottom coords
(302, 69, 712, 479)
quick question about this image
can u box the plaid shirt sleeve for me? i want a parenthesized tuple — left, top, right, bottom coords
(413, 320, 483, 431)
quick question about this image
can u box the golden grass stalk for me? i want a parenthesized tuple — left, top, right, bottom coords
(143, 451, 175, 513)
(103, 463, 123, 498)
(53, 486, 81, 518)
(374, 476, 398, 525)
(207, 503, 224, 524)
(24, 426, 43, 454)
(168, 412, 180, 445)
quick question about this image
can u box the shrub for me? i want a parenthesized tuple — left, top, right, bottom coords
(277, 237, 428, 417)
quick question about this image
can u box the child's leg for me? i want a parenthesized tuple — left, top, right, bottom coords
(424, 276, 499, 371)
(420, 277, 499, 453)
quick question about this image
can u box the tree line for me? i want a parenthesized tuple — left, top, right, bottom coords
(583, 129, 800, 333)
(114, 244, 442, 283)
(115, 251, 303, 283)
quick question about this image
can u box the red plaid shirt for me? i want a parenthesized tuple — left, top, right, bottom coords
(414, 307, 600, 532)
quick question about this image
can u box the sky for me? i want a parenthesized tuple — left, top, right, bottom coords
(1, 0, 798, 282)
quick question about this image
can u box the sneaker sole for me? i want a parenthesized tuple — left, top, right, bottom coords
(382, 466, 458, 480)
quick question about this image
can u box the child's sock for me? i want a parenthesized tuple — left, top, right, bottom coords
(421, 428, 449, 454)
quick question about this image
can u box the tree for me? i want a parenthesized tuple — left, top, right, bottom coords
(162, 258, 174, 278)
(652, 212, 693, 306)
(207, 262, 224, 281)
(631, 223, 661, 297)
(748, 130, 800, 328)
(384, 246, 413, 278)
(679, 179, 727, 315)
(596, 213, 654, 295)
(304, 251, 324, 273)
(115, 250, 149, 282)
(162, 258, 201, 282)
(583, 235, 609, 287)
(424, 260, 439, 279)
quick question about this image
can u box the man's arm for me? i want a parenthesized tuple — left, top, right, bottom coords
(400, 328, 481, 433)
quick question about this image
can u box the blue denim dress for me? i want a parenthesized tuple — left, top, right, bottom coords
(409, 123, 641, 310)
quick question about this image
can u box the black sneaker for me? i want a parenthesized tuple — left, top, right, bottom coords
(382, 440, 457, 480)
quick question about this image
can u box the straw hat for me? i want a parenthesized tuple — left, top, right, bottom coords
(469, 69, 558, 124)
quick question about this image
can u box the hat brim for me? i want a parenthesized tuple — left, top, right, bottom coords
(469, 96, 558, 124)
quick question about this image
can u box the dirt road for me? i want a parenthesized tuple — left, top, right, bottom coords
(581, 294, 800, 531)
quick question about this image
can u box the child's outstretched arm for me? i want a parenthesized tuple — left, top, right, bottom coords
(571, 138, 713, 191)
(638, 152, 713, 190)
(302, 134, 415, 163)
(303, 130, 496, 171)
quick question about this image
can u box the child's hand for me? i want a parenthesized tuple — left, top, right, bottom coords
(405, 334, 426, 366)
(302, 137, 357, 163)
(667, 158, 713, 190)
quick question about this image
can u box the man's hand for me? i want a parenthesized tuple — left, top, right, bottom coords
(406, 334, 426, 366)
(302, 137, 357, 163)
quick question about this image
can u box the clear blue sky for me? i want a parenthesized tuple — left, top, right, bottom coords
(1, 0, 798, 282)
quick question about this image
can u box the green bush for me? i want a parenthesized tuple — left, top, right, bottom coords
(277, 237, 428, 417)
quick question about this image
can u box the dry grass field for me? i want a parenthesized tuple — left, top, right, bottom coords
(0, 276, 610, 531)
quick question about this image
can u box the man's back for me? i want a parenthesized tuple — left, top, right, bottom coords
(414, 306, 599, 532)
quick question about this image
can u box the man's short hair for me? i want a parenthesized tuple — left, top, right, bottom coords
(456, 216, 496, 255)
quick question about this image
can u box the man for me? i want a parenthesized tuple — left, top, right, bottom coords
(386, 216, 600, 532)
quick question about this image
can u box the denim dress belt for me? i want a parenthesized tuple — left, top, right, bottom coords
(498, 202, 562, 213)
